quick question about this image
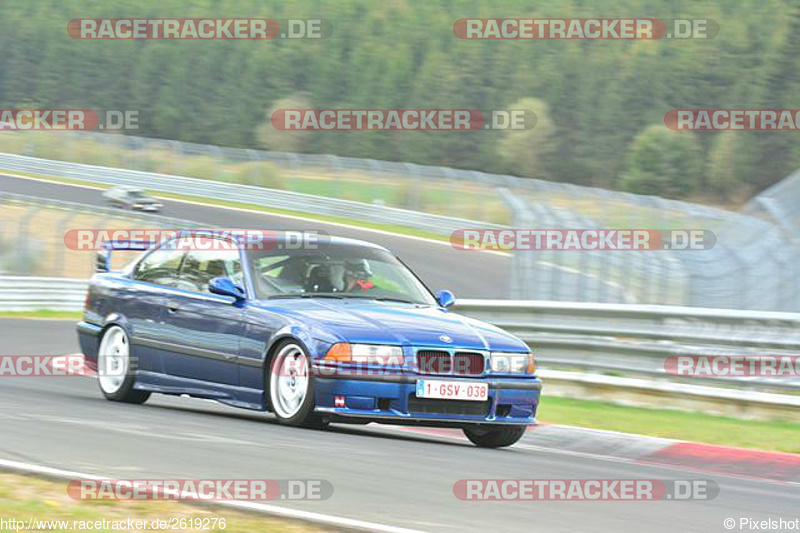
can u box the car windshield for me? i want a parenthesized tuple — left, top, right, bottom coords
(247, 243, 436, 305)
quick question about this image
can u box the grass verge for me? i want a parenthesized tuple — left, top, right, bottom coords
(0, 472, 332, 532)
(0, 310, 82, 320)
(540, 396, 800, 454)
(0, 473, 332, 532)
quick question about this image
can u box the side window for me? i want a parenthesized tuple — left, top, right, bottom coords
(133, 249, 185, 287)
(256, 255, 292, 280)
(179, 248, 242, 294)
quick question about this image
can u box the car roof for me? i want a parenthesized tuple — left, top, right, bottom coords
(324, 234, 389, 251)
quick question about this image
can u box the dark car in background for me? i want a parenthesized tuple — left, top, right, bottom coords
(103, 186, 162, 212)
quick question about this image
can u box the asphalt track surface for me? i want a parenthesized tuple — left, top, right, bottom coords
(0, 174, 507, 299)
(2, 319, 799, 533)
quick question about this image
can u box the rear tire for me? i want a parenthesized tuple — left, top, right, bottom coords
(267, 340, 327, 429)
(97, 326, 150, 404)
(463, 425, 526, 448)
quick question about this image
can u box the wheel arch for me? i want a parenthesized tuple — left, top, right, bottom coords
(99, 312, 133, 337)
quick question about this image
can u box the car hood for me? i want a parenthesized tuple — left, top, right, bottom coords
(254, 299, 529, 352)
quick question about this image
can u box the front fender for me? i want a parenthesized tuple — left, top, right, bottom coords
(266, 325, 336, 364)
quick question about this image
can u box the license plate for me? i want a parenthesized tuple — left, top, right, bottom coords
(416, 380, 488, 401)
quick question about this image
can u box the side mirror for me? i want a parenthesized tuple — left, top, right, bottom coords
(95, 250, 110, 273)
(209, 277, 246, 300)
(437, 289, 456, 308)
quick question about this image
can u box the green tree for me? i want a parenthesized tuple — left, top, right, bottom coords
(707, 132, 747, 200)
(0, 0, 795, 199)
(618, 125, 703, 198)
(496, 97, 553, 179)
(255, 94, 312, 153)
(752, 3, 800, 190)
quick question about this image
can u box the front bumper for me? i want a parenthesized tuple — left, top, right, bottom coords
(314, 372, 540, 426)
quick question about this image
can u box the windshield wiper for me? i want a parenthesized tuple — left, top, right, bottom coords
(268, 293, 344, 299)
(374, 297, 418, 304)
(328, 294, 419, 304)
(268, 293, 420, 304)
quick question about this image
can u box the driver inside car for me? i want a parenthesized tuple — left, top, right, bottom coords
(341, 259, 374, 292)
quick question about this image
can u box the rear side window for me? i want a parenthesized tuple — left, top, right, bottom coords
(133, 249, 185, 287)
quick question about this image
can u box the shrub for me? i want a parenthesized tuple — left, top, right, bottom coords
(619, 125, 703, 198)
(228, 161, 285, 190)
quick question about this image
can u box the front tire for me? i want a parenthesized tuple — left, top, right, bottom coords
(97, 326, 150, 404)
(463, 425, 526, 448)
(268, 341, 326, 429)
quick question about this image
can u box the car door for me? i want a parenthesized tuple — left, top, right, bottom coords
(159, 245, 245, 386)
(126, 247, 186, 374)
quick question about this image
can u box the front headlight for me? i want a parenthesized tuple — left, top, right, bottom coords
(490, 352, 536, 374)
(325, 343, 404, 365)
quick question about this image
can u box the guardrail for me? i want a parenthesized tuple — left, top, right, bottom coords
(0, 277, 88, 312)
(455, 299, 800, 393)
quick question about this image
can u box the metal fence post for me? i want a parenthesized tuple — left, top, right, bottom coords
(54, 209, 79, 278)
(17, 203, 41, 274)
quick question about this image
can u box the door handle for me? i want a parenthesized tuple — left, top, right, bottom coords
(166, 301, 181, 314)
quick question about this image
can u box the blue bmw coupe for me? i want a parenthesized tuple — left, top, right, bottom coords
(77, 231, 541, 447)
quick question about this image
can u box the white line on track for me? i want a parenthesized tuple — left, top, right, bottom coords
(0, 458, 428, 533)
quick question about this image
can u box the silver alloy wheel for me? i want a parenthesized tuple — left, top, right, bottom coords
(270, 343, 310, 419)
(97, 326, 130, 394)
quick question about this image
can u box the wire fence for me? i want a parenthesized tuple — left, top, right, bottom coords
(0, 191, 199, 279)
(1, 131, 799, 311)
